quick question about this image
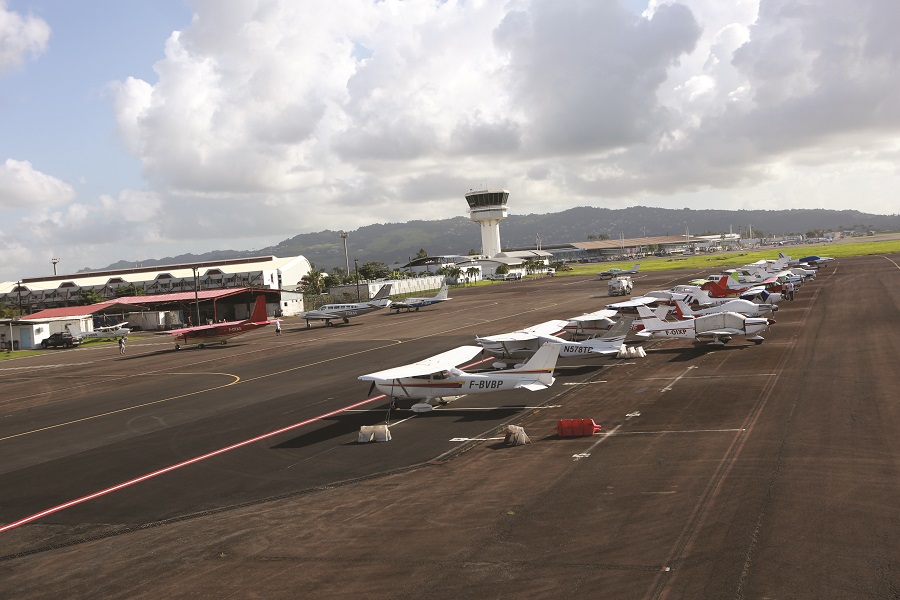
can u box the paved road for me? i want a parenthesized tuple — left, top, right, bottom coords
(2, 254, 899, 599)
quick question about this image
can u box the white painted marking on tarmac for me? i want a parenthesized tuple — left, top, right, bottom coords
(660, 366, 698, 392)
(626, 411, 641, 419)
(0, 361, 95, 372)
(450, 437, 505, 442)
(608, 428, 745, 435)
(571, 423, 622, 461)
(563, 381, 607, 386)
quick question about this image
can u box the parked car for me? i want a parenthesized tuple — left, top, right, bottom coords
(41, 332, 82, 349)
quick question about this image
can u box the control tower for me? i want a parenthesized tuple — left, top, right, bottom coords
(465, 188, 509, 257)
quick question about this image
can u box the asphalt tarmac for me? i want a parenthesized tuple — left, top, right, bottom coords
(2, 254, 899, 599)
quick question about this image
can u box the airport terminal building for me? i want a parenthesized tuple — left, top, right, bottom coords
(0, 255, 312, 316)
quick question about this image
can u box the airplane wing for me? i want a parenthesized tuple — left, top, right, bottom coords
(359, 345, 484, 381)
(522, 319, 568, 337)
(477, 320, 568, 343)
(163, 322, 235, 335)
(606, 296, 657, 310)
(95, 322, 128, 331)
(567, 309, 617, 323)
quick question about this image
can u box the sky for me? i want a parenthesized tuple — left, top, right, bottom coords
(1, 0, 899, 283)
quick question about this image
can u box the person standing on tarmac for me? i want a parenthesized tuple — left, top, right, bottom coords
(118, 336, 126, 354)
(275, 320, 282, 335)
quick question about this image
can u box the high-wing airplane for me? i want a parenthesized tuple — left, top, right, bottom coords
(298, 284, 392, 328)
(475, 320, 568, 361)
(359, 342, 562, 411)
(700, 275, 782, 299)
(636, 305, 769, 346)
(66, 322, 132, 339)
(673, 299, 776, 322)
(598, 263, 640, 280)
(476, 318, 633, 367)
(163, 295, 275, 349)
(389, 284, 451, 312)
(563, 306, 667, 338)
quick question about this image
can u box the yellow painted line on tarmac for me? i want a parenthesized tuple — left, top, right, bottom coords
(0, 373, 240, 442)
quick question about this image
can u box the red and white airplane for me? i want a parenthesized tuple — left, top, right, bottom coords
(165, 296, 275, 349)
(700, 275, 782, 299)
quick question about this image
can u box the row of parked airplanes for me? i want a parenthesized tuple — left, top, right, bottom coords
(90, 252, 831, 411)
(355, 252, 835, 412)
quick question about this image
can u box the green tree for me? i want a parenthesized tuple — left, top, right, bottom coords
(115, 284, 143, 297)
(415, 248, 428, 259)
(522, 258, 540, 275)
(465, 266, 480, 284)
(467, 248, 478, 256)
(494, 263, 509, 275)
(79, 289, 104, 306)
(358, 261, 390, 280)
(329, 266, 350, 285)
(299, 266, 327, 295)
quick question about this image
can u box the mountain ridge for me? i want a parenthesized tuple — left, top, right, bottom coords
(89, 206, 900, 273)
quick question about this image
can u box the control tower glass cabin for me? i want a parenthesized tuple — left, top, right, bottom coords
(465, 188, 509, 258)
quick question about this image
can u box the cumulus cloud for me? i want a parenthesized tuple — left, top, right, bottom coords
(6, 0, 900, 283)
(0, 159, 75, 208)
(0, 1, 50, 74)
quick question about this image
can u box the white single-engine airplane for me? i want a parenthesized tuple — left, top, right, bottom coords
(359, 343, 561, 412)
(477, 318, 632, 367)
(673, 299, 777, 322)
(636, 305, 769, 346)
(299, 284, 392, 328)
(67, 322, 132, 339)
(389, 284, 451, 312)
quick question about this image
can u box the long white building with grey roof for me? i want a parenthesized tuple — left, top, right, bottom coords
(0, 255, 311, 314)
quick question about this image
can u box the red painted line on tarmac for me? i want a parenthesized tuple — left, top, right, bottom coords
(0, 394, 388, 534)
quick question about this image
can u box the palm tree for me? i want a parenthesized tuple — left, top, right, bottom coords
(299, 266, 327, 295)
(465, 266, 480, 285)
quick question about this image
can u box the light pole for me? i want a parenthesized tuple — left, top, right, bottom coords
(51, 258, 60, 276)
(191, 266, 201, 326)
(339, 231, 350, 280)
(354, 258, 361, 302)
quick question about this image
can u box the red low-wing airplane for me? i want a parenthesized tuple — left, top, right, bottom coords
(164, 296, 275, 349)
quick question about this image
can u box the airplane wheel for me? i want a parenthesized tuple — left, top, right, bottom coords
(343, 318, 349, 324)
(326, 321, 333, 327)
(175, 344, 181, 350)
(415, 307, 420, 312)
(306, 323, 311, 329)
(754, 340, 764, 345)
(198, 343, 205, 349)
(221, 340, 227, 345)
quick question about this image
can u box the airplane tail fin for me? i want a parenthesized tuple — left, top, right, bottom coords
(372, 284, 392, 300)
(674, 300, 695, 319)
(249, 296, 269, 323)
(702, 277, 730, 297)
(632, 263, 640, 272)
(602, 316, 632, 340)
(636, 305, 665, 332)
(501, 342, 561, 389)
(65, 323, 84, 337)
(581, 317, 632, 352)
(433, 284, 449, 300)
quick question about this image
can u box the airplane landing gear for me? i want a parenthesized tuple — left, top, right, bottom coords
(343, 318, 349, 324)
